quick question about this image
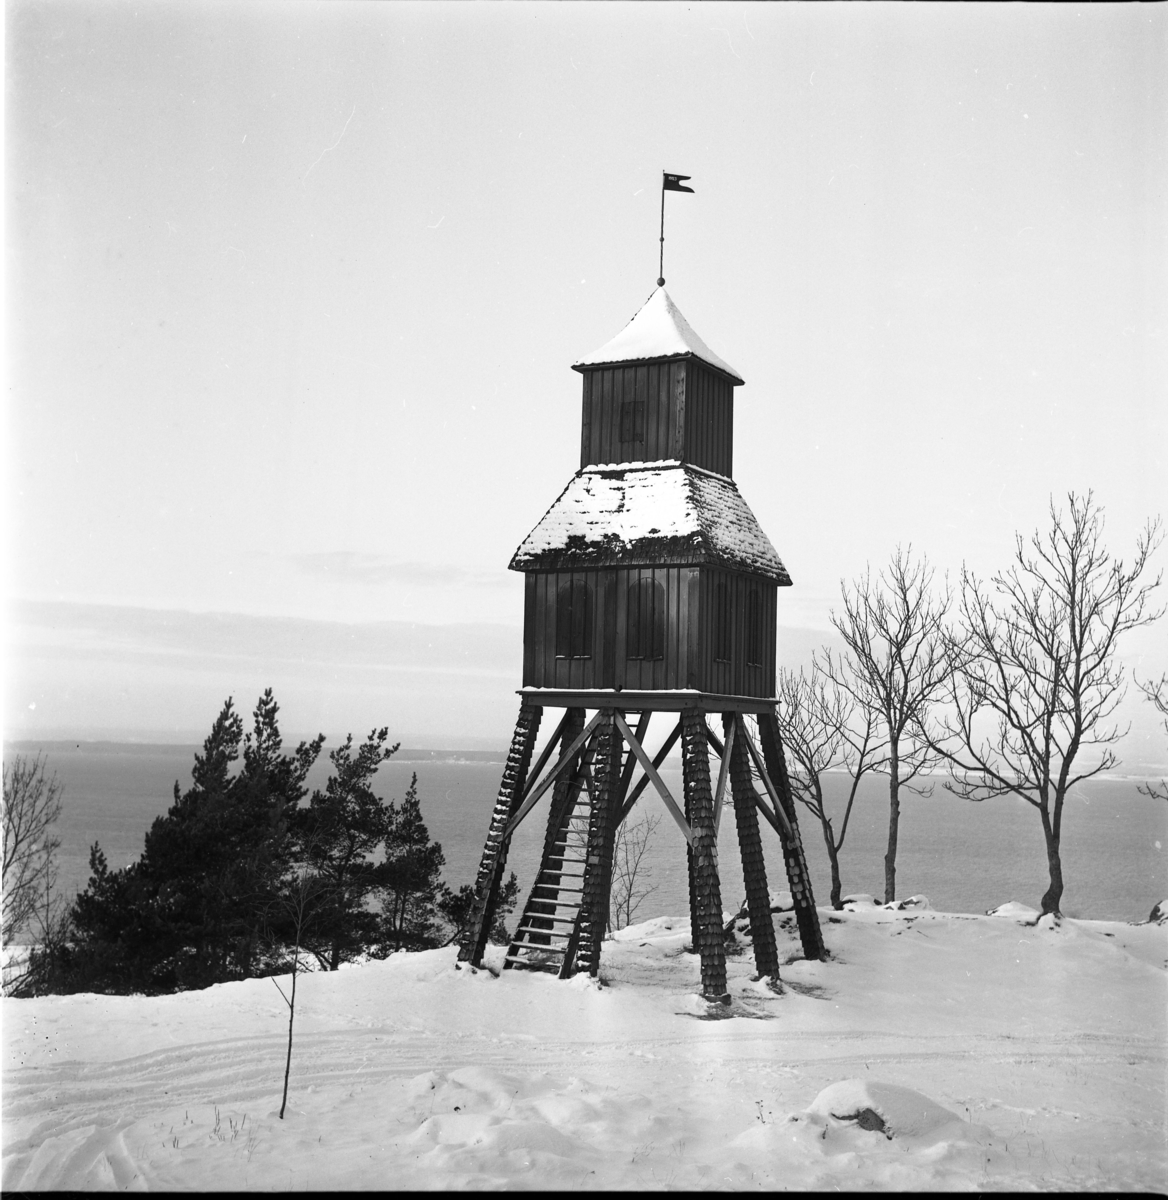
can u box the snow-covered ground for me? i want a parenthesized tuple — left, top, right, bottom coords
(3, 901, 1165, 1192)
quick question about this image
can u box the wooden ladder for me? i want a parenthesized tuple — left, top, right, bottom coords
(504, 746, 596, 975)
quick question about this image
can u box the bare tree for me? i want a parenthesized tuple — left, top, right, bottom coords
(1136, 674, 1168, 802)
(2, 754, 64, 953)
(608, 811, 661, 933)
(268, 865, 330, 1120)
(777, 659, 886, 909)
(825, 548, 952, 903)
(7, 879, 74, 998)
(935, 493, 1163, 917)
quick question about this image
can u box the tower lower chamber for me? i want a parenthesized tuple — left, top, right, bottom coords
(457, 698, 824, 997)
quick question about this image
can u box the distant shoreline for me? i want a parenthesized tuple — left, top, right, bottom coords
(5, 739, 510, 767)
(5, 740, 1159, 781)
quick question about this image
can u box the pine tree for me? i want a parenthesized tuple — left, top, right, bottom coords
(378, 775, 447, 951)
(59, 692, 323, 993)
(294, 729, 399, 970)
(439, 873, 519, 947)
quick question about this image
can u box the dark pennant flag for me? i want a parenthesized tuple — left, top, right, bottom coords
(663, 173, 694, 193)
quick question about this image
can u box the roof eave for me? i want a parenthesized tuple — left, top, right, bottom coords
(509, 542, 792, 585)
(571, 350, 744, 388)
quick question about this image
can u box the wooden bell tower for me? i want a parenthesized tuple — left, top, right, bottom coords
(458, 286, 824, 999)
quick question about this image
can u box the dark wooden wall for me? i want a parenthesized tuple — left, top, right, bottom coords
(579, 362, 679, 468)
(522, 565, 776, 697)
(681, 363, 733, 478)
(697, 568, 777, 698)
(523, 567, 696, 692)
(578, 359, 734, 476)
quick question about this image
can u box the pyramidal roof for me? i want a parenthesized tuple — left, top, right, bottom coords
(572, 287, 744, 384)
(510, 462, 790, 583)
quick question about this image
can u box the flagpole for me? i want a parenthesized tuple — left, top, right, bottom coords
(658, 172, 666, 287)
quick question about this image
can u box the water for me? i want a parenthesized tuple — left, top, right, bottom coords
(10, 741, 1167, 925)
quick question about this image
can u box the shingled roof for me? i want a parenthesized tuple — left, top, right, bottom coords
(510, 462, 790, 583)
(572, 287, 744, 385)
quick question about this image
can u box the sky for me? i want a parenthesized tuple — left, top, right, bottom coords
(6, 2, 1167, 749)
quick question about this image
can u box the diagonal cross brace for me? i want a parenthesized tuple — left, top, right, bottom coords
(520, 709, 570, 804)
(504, 710, 604, 839)
(739, 719, 794, 838)
(613, 712, 693, 846)
(705, 719, 793, 839)
(712, 717, 735, 837)
(617, 718, 682, 826)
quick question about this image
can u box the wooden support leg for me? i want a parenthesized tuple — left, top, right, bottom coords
(681, 708, 728, 1000)
(458, 702, 542, 967)
(725, 713, 781, 981)
(575, 710, 623, 978)
(756, 709, 826, 962)
(527, 708, 587, 946)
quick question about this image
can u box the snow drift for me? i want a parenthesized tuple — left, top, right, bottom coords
(3, 903, 1164, 1192)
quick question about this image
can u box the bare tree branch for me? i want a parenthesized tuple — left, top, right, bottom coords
(824, 546, 952, 902)
(777, 659, 887, 908)
(933, 492, 1164, 915)
(1136, 673, 1168, 802)
(608, 811, 661, 933)
(2, 755, 64, 954)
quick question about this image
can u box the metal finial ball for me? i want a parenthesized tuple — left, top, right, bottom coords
(657, 277, 665, 287)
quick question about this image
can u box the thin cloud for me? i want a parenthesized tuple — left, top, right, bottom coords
(290, 553, 512, 589)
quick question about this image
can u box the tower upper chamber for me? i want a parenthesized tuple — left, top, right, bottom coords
(510, 287, 790, 705)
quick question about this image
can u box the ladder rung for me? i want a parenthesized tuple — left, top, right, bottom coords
(519, 915, 578, 928)
(532, 885, 585, 895)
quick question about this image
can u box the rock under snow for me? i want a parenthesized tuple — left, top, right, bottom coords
(842, 894, 878, 908)
(986, 901, 1041, 922)
(886, 895, 932, 911)
(1146, 900, 1168, 924)
(805, 1080, 968, 1143)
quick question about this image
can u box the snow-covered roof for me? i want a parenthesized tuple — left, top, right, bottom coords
(573, 288, 744, 385)
(510, 462, 790, 582)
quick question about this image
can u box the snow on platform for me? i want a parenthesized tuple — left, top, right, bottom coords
(510, 462, 791, 582)
(3, 904, 1165, 1192)
(573, 287, 744, 384)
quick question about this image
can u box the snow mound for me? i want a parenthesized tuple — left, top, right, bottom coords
(768, 889, 794, 911)
(986, 901, 1040, 922)
(1146, 900, 1168, 924)
(842, 894, 877, 908)
(611, 914, 688, 941)
(886, 895, 932, 911)
(805, 1079, 965, 1142)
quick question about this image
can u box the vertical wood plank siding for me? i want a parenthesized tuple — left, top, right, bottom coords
(697, 568, 776, 698)
(522, 565, 776, 697)
(681, 362, 734, 478)
(580, 363, 676, 467)
(578, 359, 734, 474)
